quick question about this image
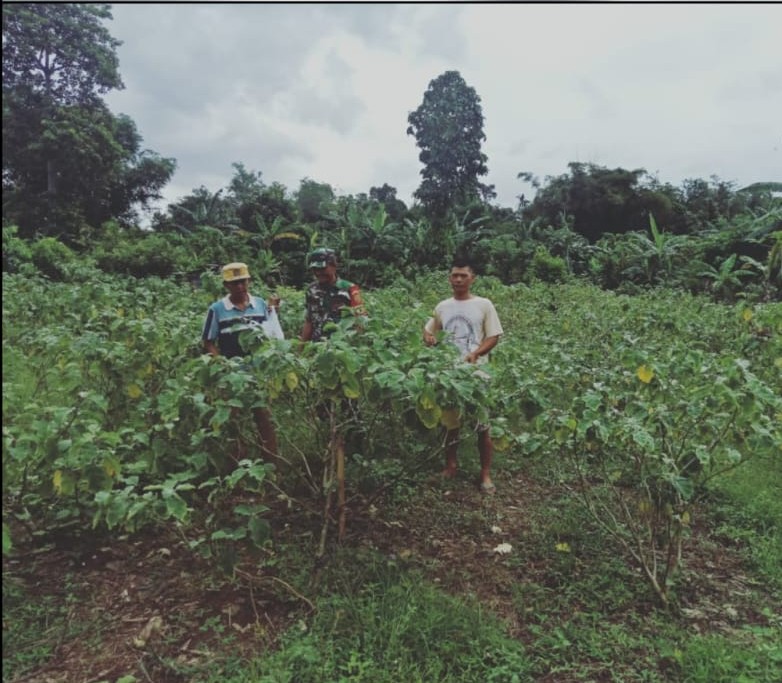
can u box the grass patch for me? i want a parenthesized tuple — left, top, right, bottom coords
(676, 626, 782, 682)
(710, 453, 782, 593)
(2, 579, 73, 680)
(226, 552, 530, 683)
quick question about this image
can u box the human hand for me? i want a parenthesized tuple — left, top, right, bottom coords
(268, 294, 281, 312)
(423, 330, 437, 346)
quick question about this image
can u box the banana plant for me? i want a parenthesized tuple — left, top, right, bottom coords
(697, 253, 754, 300)
(627, 213, 683, 285)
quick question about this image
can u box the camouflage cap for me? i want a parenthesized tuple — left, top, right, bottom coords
(308, 248, 337, 268)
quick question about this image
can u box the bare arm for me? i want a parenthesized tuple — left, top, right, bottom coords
(204, 340, 219, 357)
(423, 317, 440, 346)
(464, 335, 500, 364)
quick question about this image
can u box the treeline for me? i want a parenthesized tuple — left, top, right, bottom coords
(2, 4, 780, 302)
(4, 162, 780, 302)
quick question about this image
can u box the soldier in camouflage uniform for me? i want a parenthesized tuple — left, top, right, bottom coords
(299, 248, 364, 342)
(299, 248, 365, 467)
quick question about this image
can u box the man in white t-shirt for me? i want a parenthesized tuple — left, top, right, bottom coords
(423, 259, 503, 494)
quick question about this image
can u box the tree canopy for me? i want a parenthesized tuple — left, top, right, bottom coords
(407, 70, 494, 222)
(2, 3, 123, 105)
(2, 3, 175, 238)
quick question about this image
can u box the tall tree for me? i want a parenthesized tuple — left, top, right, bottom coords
(2, 3, 174, 237)
(407, 70, 494, 224)
(2, 3, 123, 104)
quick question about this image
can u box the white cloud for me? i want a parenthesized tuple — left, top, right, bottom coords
(102, 3, 782, 217)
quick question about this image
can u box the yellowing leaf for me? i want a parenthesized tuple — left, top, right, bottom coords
(116, 307, 125, 317)
(681, 511, 691, 526)
(440, 408, 461, 430)
(268, 377, 283, 399)
(285, 371, 299, 391)
(342, 383, 360, 399)
(742, 308, 753, 322)
(493, 436, 510, 452)
(415, 402, 442, 429)
(52, 470, 74, 496)
(555, 542, 571, 553)
(637, 365, 654, 384)
(103, 457, 120, 478)
(127, 383, 143, 399)
(419, 394, 436, 410)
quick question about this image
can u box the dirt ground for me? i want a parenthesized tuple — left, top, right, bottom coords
(3, 469, 779, 683)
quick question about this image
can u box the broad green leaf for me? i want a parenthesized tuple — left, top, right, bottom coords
(248, 517, 271, 547)
(341, 374, 360, 399)
(631, 427, 656, 452)
(162, 492, 189, 521)
(670, 476, 694, 501)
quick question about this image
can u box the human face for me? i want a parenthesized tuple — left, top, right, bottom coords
(225, 278, 249, 304)
(312, 262, 338, 286)
(448, 266, 475, 298)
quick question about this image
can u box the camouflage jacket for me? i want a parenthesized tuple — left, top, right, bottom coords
(305, 279, 364, 341)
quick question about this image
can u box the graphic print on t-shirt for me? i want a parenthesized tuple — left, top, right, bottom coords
(443, 314, 477, 357)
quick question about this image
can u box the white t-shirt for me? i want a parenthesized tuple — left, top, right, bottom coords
(425, 296, 503, 363)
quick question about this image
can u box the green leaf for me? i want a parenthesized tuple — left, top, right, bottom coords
(341, 373, 361, 399)
(2, 523, 12, 555)
(415, 401, 442, 429)
(248, 517, 271, 547)
(162, 491, 189, 521)
(724, 447, 742, 465)
(631, 427, 656, 452)
(670, 476, 694, 501)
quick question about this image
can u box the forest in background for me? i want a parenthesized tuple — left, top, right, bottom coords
(2, 3, 780, 301)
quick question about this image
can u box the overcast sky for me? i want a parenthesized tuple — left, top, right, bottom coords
(102, 2, 781, 218)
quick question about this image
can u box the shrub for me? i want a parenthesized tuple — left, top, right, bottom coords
(30, 237, 76, 280)
(94, 231, 189, 278)
(2, 225, 33, 273)
(528, 246, 568, 283)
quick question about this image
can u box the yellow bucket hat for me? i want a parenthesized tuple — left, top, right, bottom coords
(222, 262, 250, 282)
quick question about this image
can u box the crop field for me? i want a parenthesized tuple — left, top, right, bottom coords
(3, 271, 781, 683)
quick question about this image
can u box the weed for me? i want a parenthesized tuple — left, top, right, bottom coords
(234, 554, 530, 683)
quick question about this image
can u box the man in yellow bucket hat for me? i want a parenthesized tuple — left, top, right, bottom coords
(202, 262, 281, 463)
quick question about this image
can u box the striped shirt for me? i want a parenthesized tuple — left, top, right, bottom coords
(202, 295, 270, 358)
